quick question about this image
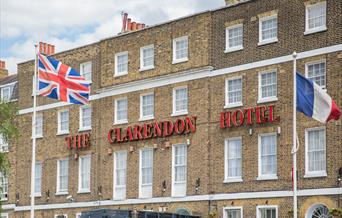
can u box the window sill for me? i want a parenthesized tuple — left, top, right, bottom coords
(171, 194, 186, 198)
(257, 175, 278, 181)
(172, 58, 188, 64)
(34, 193, 42, 197)
(304, 26, 327, 35)
(31, 135, 43, 139)
(55, 191, 68, 196)
(114, 120, 128, 125)
(57, 131, 69, 136)
(171, 111, 188, 117)
(224, 102, 243, 109)
(257, 97, 278, 104)
(223, 178, 243, 183)
(114, 72, 128, 78)
(77, 190, 91, 194)
(78, 127, 91, 132)
(304, 172, 327, 178)
(139, 116, 154, 122)
(0, 198, 8, 202)
(139, 66, 155, 72)
(258, 38, 278, 46)
(224, 46, 243, 53)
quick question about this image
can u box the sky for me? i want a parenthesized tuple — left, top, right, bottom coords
(0, 0, 224, 74)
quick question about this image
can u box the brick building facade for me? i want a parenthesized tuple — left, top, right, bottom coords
(1, 0, 341, 217)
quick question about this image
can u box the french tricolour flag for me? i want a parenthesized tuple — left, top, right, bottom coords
(296, 72, 341, 123)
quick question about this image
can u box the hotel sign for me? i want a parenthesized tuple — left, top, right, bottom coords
(220, 105, 279, 128)
(107, 116, 197, 144)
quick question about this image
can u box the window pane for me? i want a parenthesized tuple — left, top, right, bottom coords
(35, 163, 42, 193)
(80, 62, 92, 81)
(174, 87, 188, 113)
(116, 99, 128, 122)
(141, 149, 153, 185)
(308, 129, 326, 172)
(228, 26, 243, 48)
(227, 78, 242, 104)
(0, 172, 8, 197)
(115, 152, 127, 186)
(142, 47, 154, 68)
(58, 159, 68, 191)
(261, 71, 277, 99)
(226, 139, 242, 178)
(227, 209, 241, 218)
(59, 111, 69, 132)
(142, 94, 154, 118)
(116, 53, 128, 73)
(260, 135, 277, 175)
(261, 17, 277, 41)
(174, 144, 187, 182)
(308, 3, 326, 29)
(81, 107, 91, 128)
(80, 157, 90, 190)
(174, 38, 188, 60)
(307, 62, 326, 87)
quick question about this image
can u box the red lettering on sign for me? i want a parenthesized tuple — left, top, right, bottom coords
(66, 133, 91, 150)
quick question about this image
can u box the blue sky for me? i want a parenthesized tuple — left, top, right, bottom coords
(0, 0, 224, 74)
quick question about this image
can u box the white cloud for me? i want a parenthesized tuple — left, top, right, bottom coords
(0, 0, 224, 74)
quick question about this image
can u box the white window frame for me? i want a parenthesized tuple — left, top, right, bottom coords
(78, 155, 91, 193)
(258, 70, 278, 103)
(305, 59, 326, 89)
(0, 134, 9, 153)
(172, 143, 187, 197)
(172, 86, 188, 116)
(76, 213, 82, 218)
(33, 113, 43, 138)
(305, 1, 327, 35)
(1, 86, 12, 102)
(114, 97, 128, 125)
(304, 126, 327, 178)
(258, 14, 278, 46)
(34, 161, 42, 197)
(0, 172, 8, 201)
(225, 24, 244, 53)
(56, 158, 69, 195)
(224, 137, 243, 183)
(172, 36, 189, 64)
(140, 44, 155, 71)
(80, 61, 92, 82)
(114, 51, 128, 77)
(113, 151, 127, 200)
(79, 105, 91, 131)
(257, 133, 278, 180)
(0, 213, 9, 218)
(57, 109, 69, 135)
(225, 76, 243, 108)
(256, 205, 278, 218)
(139, 148, 153, 199)
(139, 92, 154, 121)
(223, 206, 243, 218)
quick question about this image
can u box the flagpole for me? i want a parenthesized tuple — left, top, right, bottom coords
(30, 44, 38, 218)
(292, 51, 298, 218)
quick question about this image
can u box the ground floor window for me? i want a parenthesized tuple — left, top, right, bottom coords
(306, 204, 332, 218)
(224, 206, 243, 218)
(257, 205, 277, 218)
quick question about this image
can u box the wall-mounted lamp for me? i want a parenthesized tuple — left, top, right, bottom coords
(186, 139, 191, 146)
(153, 144, 158, 150)
(249, 128, 253, 136)
(16, 193, 20, 203)
(74, 153, 79, 160)
(66, 195, 74, 202)
(98, 185, 102, 196)
(129, 146, 134, 153)
(195, 178, 200, 193)
(165, 141, 171, 149)
(107, 148, 113, 155)
(162, 180, 167, 193)
(45, 190, 50, 201)
(277, 126, 281, 135)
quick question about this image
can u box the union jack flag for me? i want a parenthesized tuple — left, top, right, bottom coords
(38, 53, 90, 105)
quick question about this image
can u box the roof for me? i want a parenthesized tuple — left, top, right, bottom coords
(0, 74, 18, 101)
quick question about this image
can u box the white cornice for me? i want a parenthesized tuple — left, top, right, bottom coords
(18, 44, 342, 115)
(5, 187, 340, 211)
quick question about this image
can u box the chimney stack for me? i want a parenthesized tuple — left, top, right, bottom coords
(120, 13, 146, 33)
(39, 42, 55, 56)
(0, 60, 8, 79)
(225, 0, 248, 6)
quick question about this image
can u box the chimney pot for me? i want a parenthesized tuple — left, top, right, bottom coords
(122, 12, 128, 32)
(127, 18, 132, 31)
(132, 22, 137, 31)
(142, 23, 146, 28)
(137, 23, 142, 30)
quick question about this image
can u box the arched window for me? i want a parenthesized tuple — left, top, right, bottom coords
(175, 208, 191, 216)
(306, 204, 332, 218)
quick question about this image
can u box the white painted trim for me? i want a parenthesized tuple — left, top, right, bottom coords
(225, 76, 243, 108)
(114, 97, 128, 125)
(225, 23, 244, 52)
(57, 109, 69, 135)
(18, 44, 342, 115)
(140, 44, 155, 71)
(56, 158, 69, 194)
(305, 1, 327, 35)
(79, 105, 91, 131)
(11, 187, 341, 211)
(78, 155, 91, 193)
(305, 126, 327, 177)
(172, 85, 188, 116)
(223, 206, 243, 218)
(256, 205, 278, 218)
(1, 204, 15, 210)
(258, 14, 278, 45)
(172, 143, 187, 197)
(113, 150, 127, 200)
(114, 51, 129, 77)
(0, 81, 17, 89)
(258, 133, 278, 180)
(140, 92, 155, 121)
(305, 59, 326, 89)
(172, 36, 189, 64)
(224, 137, 242, 182)
(80, 61, 92, 82)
